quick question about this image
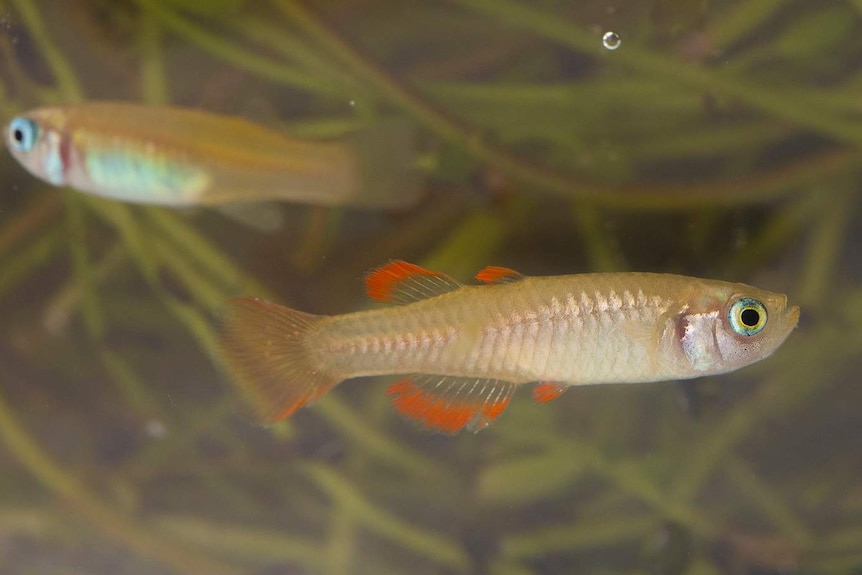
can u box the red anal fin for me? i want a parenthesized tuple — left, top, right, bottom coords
(365, 260, 462, 304)
(532, 382, 568, 403)
(475, 266, 525, 284)
(387, 375, 515, 434)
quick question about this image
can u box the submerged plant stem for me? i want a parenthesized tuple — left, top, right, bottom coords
(137, 0, 335, 96)
(449, 0, 862, 145)
(9, 0, 83, 100)
(275, 0, 858, 208)
(64, 196, 104, 339)
(0, 195, 62, 257)
(0, 382, 247, 575)
(305, 463, 470, 571)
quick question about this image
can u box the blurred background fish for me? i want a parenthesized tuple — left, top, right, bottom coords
(4, 102, 421, 212)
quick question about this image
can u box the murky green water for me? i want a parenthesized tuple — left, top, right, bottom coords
(1, 1, 860, 574)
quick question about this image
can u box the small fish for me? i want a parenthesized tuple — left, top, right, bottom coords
(220, 261, 799, 434)
(4, 102, 419, 210)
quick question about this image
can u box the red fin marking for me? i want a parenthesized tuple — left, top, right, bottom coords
(272, 390, 315, 421)
(481, 401, 508, 421)
(387, 377, 513, 434)
(387, 378, 471, 433)
(532, 382, 568, 403)
(475, 266, 525, 284)
(364, 260, 460, 303)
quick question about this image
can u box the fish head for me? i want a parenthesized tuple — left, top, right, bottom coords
(677, 283, 799, 376)
(5, 108, 69, 187)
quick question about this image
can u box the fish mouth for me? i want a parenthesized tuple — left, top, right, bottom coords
(786, 305, 801, 329)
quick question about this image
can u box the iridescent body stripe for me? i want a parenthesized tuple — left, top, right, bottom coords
(5, 102, 420, 209)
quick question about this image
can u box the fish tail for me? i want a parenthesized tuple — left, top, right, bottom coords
(346, 119, 423, 210)
(219, 297, 340, 424)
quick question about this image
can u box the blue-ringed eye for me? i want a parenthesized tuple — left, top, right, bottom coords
(8, 116, 38, 152)
(728, 297, 767, 336)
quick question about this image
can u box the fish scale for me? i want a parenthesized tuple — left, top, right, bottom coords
(219, 261, 799, 433)
(308, 275, 747, 383)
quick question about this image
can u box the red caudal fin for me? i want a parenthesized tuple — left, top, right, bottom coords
(532, 382, 568, 403)
(387, 375, 515, 434)
(218, 297, 340, 424)
(365, 260, 462, 304)
(475, 266, 525, 284)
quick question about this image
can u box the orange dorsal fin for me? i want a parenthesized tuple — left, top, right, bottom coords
(365, 260, 462, 304)
(475, 266, 525, 284)
(387, 375, 515, 434)
(532, 382, 568, 403)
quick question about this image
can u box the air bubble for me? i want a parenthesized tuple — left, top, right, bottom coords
(602, 31, 621, 50)
(145, 419, 167, 439)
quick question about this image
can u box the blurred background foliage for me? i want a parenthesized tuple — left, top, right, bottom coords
(0, 0, 861, 574)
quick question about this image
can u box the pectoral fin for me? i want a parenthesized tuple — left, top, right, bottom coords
(620, 313, 673, 373)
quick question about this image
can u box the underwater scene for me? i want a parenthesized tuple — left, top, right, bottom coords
(0, 1, 860, 574)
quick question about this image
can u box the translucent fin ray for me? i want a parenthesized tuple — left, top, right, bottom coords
(219, 297, 340, 424)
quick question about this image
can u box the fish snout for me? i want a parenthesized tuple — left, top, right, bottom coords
(786, 305, 801, 329)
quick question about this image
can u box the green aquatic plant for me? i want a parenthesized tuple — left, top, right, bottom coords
(0, 1, 860, 574)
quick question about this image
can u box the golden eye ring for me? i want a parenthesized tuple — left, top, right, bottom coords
(728, 297, 767, 336)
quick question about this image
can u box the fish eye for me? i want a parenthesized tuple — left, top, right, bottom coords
(8, 116, 38, 152)
(728, 297, 767, 336)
